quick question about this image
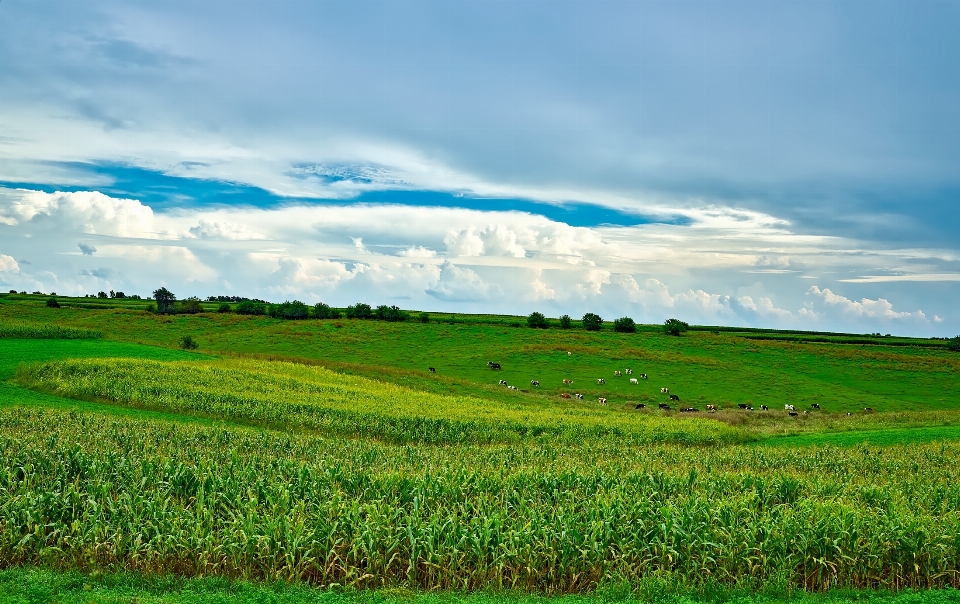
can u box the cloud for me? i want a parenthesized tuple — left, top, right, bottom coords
(188, 220, 265, 240)
(806, 286, 928, 322)
(397, 245, 437, 259)
(78, 242, 97, 256)
(445, 225, 526, 258)
(0, 254, 19, 273)
(736, 295, 794, 319)
(426, 262, 492, 302)
(79, 267, 113, 279)
(840, 274, 960, 283)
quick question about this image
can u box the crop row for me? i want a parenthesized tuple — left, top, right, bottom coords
(16, 358, 748, 445)
(0, 321, 103, 340)
(2, 408, 960, 592)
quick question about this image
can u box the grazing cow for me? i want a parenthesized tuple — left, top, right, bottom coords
(669, 394, 680, 402)
(560, 393, 572, 399)
(530, 380, 540, 387)
(625, 369, 633, 375)
(597, 378, 606, 385)
(567, 352, 572, 356)
(635, 403, 646, 409)
(563, 379, 573, 385)
(614, 370, 622, 377)
(598, 397, 608, 405)
(507, 385, 518, 390)
(788, 411, 798, 417)
(630, 378, 639, 385)
(760, 405, 769, 411)
(705, 404, 717, 412)
(489, 362, 502, 370)
(639, 374, 648, 379)
(810, 403, 821, 410)
(863, 407, 874, 412)
(847, 412, 853, 416)
(658, 403, 671, 410)
(660, 387, 669, 394)
(680, 407, 699, 413)
(737, 403, 749, 410)
(498, 380, 508, 386)
(574, 393, 584, 400)
(428, 367, 436, 373)
(784, 404, 796, 412)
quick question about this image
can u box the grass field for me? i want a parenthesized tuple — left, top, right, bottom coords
(1, 293, 960, 601)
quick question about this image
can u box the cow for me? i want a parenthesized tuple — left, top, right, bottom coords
(574, 393, 584, 400)
(507, 385, 518, 390)
(847, 412, 853, 416)
(563, 379, 573, 385)
(629, 378, 638, 385)
(737, 403, 749, 410)
(669, 394, 680, 402)
(530, 380, 540, 387)
(705, 404, 717, 412)
(658, 403, 671, 410)
(635, 403, 646, 409)
(598, 397, 608, 405)
(567, 352, 572, 356)
(680, 407, 699, 413)
(660, 387, 669, 394)
(760, 405, 769, 411)
(498, 380, 508, 386)
(614, 370, 622, 377)
(560, 393, 572, 399)
(784, 404, 795, 411)
(488, 362, 502, 370)
(597, 378, 606, 385)
(428, 367, 436, 373)
(639, 374, 648, 379)
(863, 407, 874, 412)
(788, 411, 798, 417)
(625, 369, 633, 375)
(810, 403, 821, 410)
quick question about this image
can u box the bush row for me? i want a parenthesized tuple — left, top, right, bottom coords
(527, 312, 687, 335)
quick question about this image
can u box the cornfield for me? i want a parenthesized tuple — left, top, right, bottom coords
(0, 322, 103, 340)
(2, 407, 960, 592)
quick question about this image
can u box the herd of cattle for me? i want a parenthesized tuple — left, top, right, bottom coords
(476, 359, 851, 415)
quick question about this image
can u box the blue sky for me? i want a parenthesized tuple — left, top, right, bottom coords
(1, 0, 958, 335)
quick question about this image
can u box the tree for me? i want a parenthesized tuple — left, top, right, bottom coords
(346, 303, 373, 319)
(236, 300, 267, 315)
(582, 313, 603, 331)
(950, 336, 960, 352)
(527, 311, 549, 329)
(97, 291, 108, 299)
(178, 335, 198, 350)
(179, 297, 204, 314)
(269, 301, 309, 320)
(663, 318, 689, 336)
(46, 297, 60, 308)
(374, 305, 408, 322)
(419, 312, 430, 323)
(313, 302, 332, 319)
(558, 314, 572, 329)
(153, 287, 176, 313)
(613, 316, 636, 333)
(217, 303, 232, 313)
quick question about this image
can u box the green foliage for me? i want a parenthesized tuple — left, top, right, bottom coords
(217, 303, 231, 313)
(527, 311, 549, 329)
(235, 300, 267, 315)
(312, 302, 332, 319)
(152, 287, 176, 313)
(375, 304, 409, 322)
(346, 302, 373, 319)
(419, 312, 430, 323)
(45, 297, 60, 308)
(0, 322, 102, 339)
(664, 318, 689, 336)
(613, 317, 636, 333)
(269, 300, 309, 320)
(178, 298, 204, 314)
(559, 314, 572, 329)
(582, 312, 603, 331)
(950, 336, 960, 352)
(178, 335, 198, 350)
(97, 291, 108, 299)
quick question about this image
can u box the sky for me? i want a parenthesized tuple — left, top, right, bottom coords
(1, 0, 958, 336)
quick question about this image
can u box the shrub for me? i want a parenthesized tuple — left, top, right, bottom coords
(235, 300, 267, 315)
(45, 298, 60, 308)
(375, 305, 409, 322)
(178, 335, 198, 350)
(419, 312, 430, 323)
(346, 303, 373, 319)
(663, 318, 689, 336)
(582, 313, 603, 331)
(329, 308, 342, 319)
(527, 312, 549, 329)
(613, 317, 636, 333)
(217, 303, 232, 313)
(145, 303, 156, 313)
(153, 287, 176, 313)
(178, 298, 204, 314)
(559, 314, 572, 329)
(312, 302, 332, 319)
(269, 301, 309, 320)
(7, 290, 15, 294)
(950, 336, 960, 352)
(97, 291, 108, 299)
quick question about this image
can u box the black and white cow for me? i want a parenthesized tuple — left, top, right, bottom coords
(574, 393, 584, 400)
(488, 362, 502, 370)
(669, 394, 680, 402)
(760, 405, 769, 411)
(530, 380, 540, 387)
(660, 387, 669, 394)
(498, 380, 508, 386)
(597, 378, 606, 385)
(598, 397, 608, 405)
(658, 403, 671, 410)
(614, 370, 622, 377)
(625, 369, 633, 375)
(635, 403, 646, 409)
(784, 404, 796, 412)
(629, 378, 639, 385)
(428, 367, 436, 373)
(810, 403, 820, 410)
(639, 374, 648, 379)
(705, 404, 717, 412)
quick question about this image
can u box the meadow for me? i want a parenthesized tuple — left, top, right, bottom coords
(1, 293, 960, 602)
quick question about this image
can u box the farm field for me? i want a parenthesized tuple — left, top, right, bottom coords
(1, 293, 960, 602)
